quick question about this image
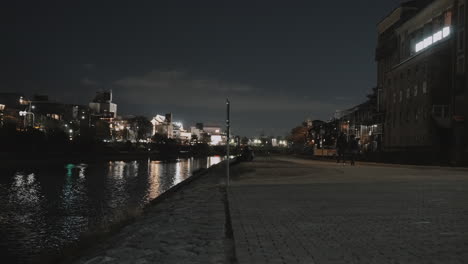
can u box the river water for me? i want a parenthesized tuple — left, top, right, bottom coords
(0, 156, 223, 263)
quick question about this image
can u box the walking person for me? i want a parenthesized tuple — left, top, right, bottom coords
(349, 135, 360, 166)
(336, 132, 348, 164)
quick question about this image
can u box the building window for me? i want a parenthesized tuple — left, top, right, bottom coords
(414, 85, 418, 96)
(407, 88, 411, 99)
(457, 56, 465, 74)
(422, 81, 428, 94)
(459, 29, 465, 51)
(433, 105, 450, 118)
(459, 5, 465, 27)
(399, 90, 403, 102)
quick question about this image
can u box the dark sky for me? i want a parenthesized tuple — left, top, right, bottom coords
(3, 0, 403, 136)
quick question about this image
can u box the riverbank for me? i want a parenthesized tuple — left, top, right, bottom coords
(0, 143, 239, 167)
(47, 159, 237, 264)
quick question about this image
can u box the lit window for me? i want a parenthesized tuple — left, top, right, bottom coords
(423, 36, 433, 48)
(433, 31, 442, 42)
(442, 26, 450, 38)
(415, 41, 425, 52)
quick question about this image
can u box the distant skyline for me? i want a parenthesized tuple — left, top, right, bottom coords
(3, 0, 403, 136)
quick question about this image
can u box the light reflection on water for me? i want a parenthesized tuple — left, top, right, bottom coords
(0, 156, 223, 263)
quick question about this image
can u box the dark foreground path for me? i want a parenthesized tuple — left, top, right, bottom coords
(228, 157, 468, 264)
(72, 163, 233, 264)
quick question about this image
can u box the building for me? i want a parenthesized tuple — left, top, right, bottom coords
(89, 90, 117, 118)
(151, 113, 174, 138)
(110, 116, 138, 142)
(335, 88, 384, 151)
(203, 124, 226, 145)
(377, 0, 467, 163)
(203, 125, 222, 135)
(0, 93, 27, 128)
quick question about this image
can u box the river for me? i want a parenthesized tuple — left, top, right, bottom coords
(0, 156, 223, 263)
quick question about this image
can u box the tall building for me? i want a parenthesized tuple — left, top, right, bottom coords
(377, 0, 467, 163)
(89, 90, 117, 118)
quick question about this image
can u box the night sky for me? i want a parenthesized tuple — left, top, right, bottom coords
(3, 0, 403, 136)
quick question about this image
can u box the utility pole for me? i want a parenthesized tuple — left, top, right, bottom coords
(226, 98, 230, 187)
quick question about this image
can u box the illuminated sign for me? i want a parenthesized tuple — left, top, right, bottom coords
(415, 27, 450, 53)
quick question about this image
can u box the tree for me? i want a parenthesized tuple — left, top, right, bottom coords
(241, 136, 249, 145)
(151, 133, 166, 144)
(129, 116, 152, 141)
(191, 134, 199, 144)
(289, 125, 309, 145)
(200, 133, 211, 144)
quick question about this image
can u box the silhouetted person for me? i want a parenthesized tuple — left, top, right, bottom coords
(241, 146, 254, 161)
(336, 132, 348, 164)
(349, 135, 360, 166)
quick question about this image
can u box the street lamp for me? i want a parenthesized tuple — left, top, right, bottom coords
(0, 104, 5, 127)
(226, 98, 230, 187)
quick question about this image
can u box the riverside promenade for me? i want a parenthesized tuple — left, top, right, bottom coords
(71, 163, 233, 264)
(228, 157, 468, 264)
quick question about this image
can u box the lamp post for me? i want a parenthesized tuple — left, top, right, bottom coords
(226, 98, 230, 187)
(0, 104, 5, 127)
(19, 101, 36, 129)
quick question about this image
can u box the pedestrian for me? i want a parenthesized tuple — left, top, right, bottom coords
(349, 135, 360, 166)
(241, 146, 254, 161)
(336, 132, 348, 164)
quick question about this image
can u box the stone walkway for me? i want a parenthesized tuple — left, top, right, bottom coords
(73, 164, 232, 264)
(228, 157, 468, 264)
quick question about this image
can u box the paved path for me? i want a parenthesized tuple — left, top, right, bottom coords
(73, 164, 232, 264)
(228, 157, 468, 264)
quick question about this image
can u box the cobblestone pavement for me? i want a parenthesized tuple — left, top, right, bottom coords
(73, 164, 232, 264)
(228, 157, 468, 264)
